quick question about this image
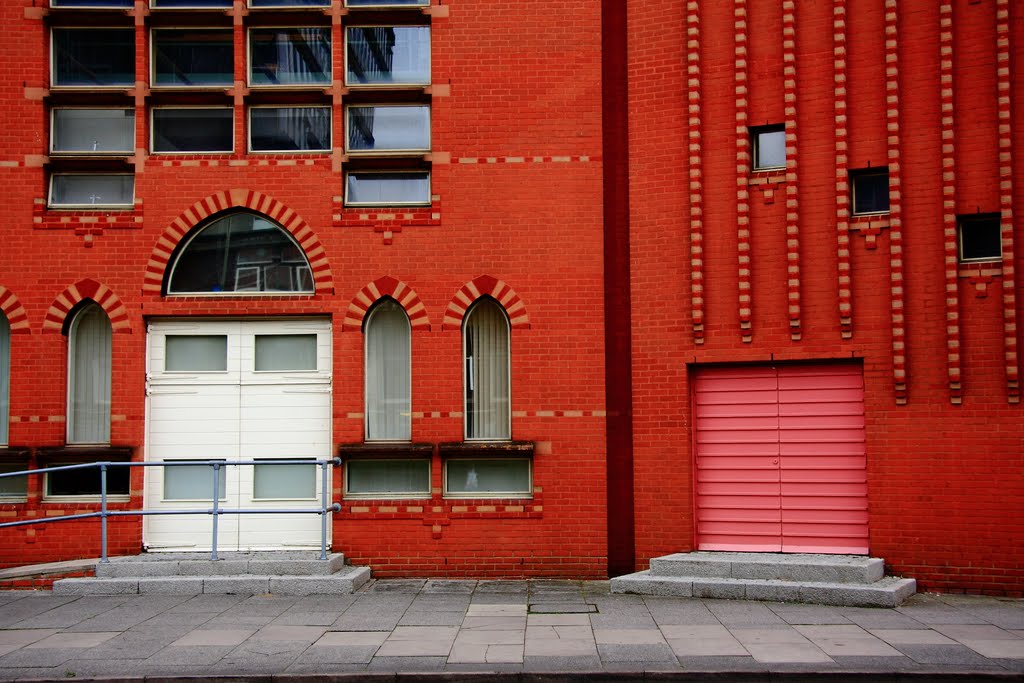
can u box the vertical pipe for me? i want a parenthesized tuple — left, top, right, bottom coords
(319, 460, 329, 560)
(100, 463, 109, 564)
(211, 462, 220, 561)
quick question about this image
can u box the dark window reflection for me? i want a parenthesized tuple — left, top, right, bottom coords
(250, 107, 330, 151)
(153, 30, 233, 87)
(250, 28, 332, 86)
(53, 29, 134, 87)
(47, 465, 130, 497)
(153, 109, 233, 153)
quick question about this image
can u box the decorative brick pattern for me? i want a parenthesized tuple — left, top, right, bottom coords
(687, 1, 705, 344)
(142, 189, 334, 296)
(939, 1, 961, 404)
(886, 0, 907, 405)
(333, 197, 442, 245)
(995, 0, 1020, 403)
(834, 0, 853, 339)
(32, 199, 143, 247)
(42, 279, 131, 333)
(735, 0, 753, 342)
(342, 277, 431, 331)
(782, 0, 802, 342)
(442, 275, 529, 330)
(0, 287, 30, 333)
(455, 155, 598, 164)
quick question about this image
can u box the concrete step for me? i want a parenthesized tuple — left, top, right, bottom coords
(54, 565, 371, 596)
(93, 551, 347, 578)
(649, 552, 885, 584)
(610, 570, 917, 608)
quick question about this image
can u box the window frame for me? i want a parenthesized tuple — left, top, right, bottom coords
(150, 27, 235, 91)
(247, 104, 333, 153)
(343, 170, 431, 207)
(149, 0, 232, 9)
(442, 457, 532, 499)
(249, 0, 331, 8)
(50, 27, 136, 90)
(750, 123, 786, 172)
(344, 24, 431, 89)
(50, 107, 136, 157)
(343, 458, 431, 499)
(50, 0, 133, 8)
(0, 462, 28, 502)
(462, 298, 512, 442)
(850, 167, 891, 216)
(150, 106, 235, 155)
(66, 303, 113, 446)
(48, 173, 136, 210)
(345, 103, 431, 155)
(344, 0, 430, 8)
(363, 298, 412, 443)
(247, 26, 333, 89)
(957, 213, 1003, 264)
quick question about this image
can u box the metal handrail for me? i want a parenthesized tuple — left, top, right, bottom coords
(0, 458, 342, 563)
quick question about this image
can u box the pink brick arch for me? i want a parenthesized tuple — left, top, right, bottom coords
(343, 277, 430, 331)
(143, 189, 334, 295)
(442, 276, 529, 330)
(0, 287, 30, 333)
(42, 279, 131, 334)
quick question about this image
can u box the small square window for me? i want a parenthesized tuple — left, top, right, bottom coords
(152, 108, 234, 153)
(444, 458, 531, 498)
(249, 106, 331, 152)
(345, 26, 430, 87)
(249, 28, 332, 87)
(346, 105, 430, 154)
(345, 459, 430, 497)
(958, 214, 1002, 263)
(152, 29, 233, 88)
(51, 108, 135, 155)
(52, 29, 135, 88)
(0, 464, 28, 501)
(851, 168, 890, 215)
(49, 174, 135, 209)
(751, 124, 785, 171)
(345, 171, 430, 206)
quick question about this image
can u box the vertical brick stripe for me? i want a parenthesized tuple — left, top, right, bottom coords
(782, 0, 801, 341)
(995, 0, 1019, 403)
(939, 1, 961, 404)
(735, 0, 753, 342)
(834, 0, 853, 339)
(687, 1, 705, 345)
(886, 0, 908, 404)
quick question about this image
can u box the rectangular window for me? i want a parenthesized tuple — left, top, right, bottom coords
(851, 168, 890, 215)
(958, 214, 1002, 263)
(249, 106, 331, 152)
(751, 124, 785, 171)
(254, 334, 317, 371)
(163, 461, 226, 501)
(253, 460, 316, 499)
(52, 29, 134, 88)
(51, 109, 135, 156)
(52, 0, 132, 6)
(249, 28, 332, 87)
(345, 459, 430, 497)
(345, 26, 430, 87)
(444, 459, 531, 497)
(152, 29, 233, 88)
(346, 0, 429, 7)
(49, 174, 135, 209)
(151, 0, 232, 7)
(0, 464, 27, 501)
(345, 171, 430, 206)
(46, 463, 130, 498)
(152, 108, 233, 153)
(346, 105, 430, 153)
(251, 0, 329, 6)
(165, 335, 227, 372)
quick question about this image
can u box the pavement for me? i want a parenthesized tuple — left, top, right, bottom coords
(0, 579, 1022, 681)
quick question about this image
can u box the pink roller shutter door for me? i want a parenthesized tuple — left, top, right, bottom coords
(694, 364, 868, 555)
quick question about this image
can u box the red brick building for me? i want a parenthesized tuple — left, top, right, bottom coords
(0, 0, 1021, 595)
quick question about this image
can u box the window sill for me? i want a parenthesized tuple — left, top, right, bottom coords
(439, 441, 534, 457)
(36, 446, 133, 460)
(339, 442, 433, 459)
(0, 447, 31, 461)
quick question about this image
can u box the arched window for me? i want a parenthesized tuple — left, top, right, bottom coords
(166, 211, 314, 294)
(67, 303, 112, 444)
(0, 314, 9, 446)
(463, 297, 510, 441)
(365, 298, 411, 441)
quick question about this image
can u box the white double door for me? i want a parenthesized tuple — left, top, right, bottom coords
(144, 319, 332, 551)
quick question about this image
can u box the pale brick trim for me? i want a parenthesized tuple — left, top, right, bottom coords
(342, 277, 431, 331)
(782, 0, 802, 341)
(735, 0, 753, 342)
(442, 276, 529, 330)
(687, 1, 705, 344)
(939, 1, 960, 404)
(835, 0, 854, 339)
(42, 279, 131, 333)
(886, 0, 908, 404)
(0, 286, 30, 333)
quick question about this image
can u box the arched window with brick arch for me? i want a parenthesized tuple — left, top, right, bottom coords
(67, 302, 112, 445)
(0, 313, 9, 446)
(463, 296, 510, 441)
(364, 297, 411, 442)
(165, 211, 314, 295)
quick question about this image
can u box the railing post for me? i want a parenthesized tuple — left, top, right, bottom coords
(100, 463, 109, 564)
(319, 460, 329, 561)
(211, 462, 220, 561)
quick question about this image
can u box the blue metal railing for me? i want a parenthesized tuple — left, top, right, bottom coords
(0, 459, 342, 562)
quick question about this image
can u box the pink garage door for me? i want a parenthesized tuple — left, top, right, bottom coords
(694, 364, 868, 554)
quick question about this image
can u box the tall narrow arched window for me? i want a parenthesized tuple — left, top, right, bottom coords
(0, 314, 9, 446)
(67, 303, 112, 444)
(463, 298, 510, 441)
(365, 299, 411, 441)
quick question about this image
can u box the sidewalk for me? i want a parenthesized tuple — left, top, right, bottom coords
(0, 579, 1022, 681)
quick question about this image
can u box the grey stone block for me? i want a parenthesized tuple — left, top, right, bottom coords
(52, 578, 138, 595)
(268, 575, 359, 595)
(798, 577, 917, 608)
(650, 552, 886, 584)
(691, 578, 746, 600)
(202, 576, 270, 594)
(95, 561, 180, 579)
(610, 572, 693, 598)
(744, 580, 802, 603)
(138, 577, 204, 595)
(178, 560, 249, 576)
(650, 553, 733, 578)
(248, 553, 345, 576)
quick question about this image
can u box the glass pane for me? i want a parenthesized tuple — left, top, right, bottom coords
(253, 461, 315, 499)
(0, 316, 8, 446)
(52, 0, 132, 6)
(252, 0, 329, 5)
(47, 464, 129, 496)
(0, 464, 27, 499)
(347, 105, 429, 152)
(754, 128, 785, 169)
(50, 175, 134, 208)
(255, 334, 317, 371)
(53, 29, 134, 87)
(346, 172, 430, 206)
(250, 28, 332, 86)
(446, 460, 530, 495)
(346, 27, 430, 86)
(152, 0, 231, 6)
(852, 172, 890, 214)
(68, 304, 111, 444)
(365, 300, 411, 441)
(346, 460, 429, 495)
(52, 109, 134, 154)
(153, 30, 233, 87)
(165, 335, 227, 372)
(163, 461, 226, 500)
(960, 217, 1002, 262)
(250, 107, 331, 152)
(168, 213, 314, 294)
(153, 109, 233, 153)
(347, 0, 428, 5)
(464, 299, 510, 440)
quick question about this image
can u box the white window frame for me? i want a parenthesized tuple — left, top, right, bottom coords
(364, 299, 412, 442)
(247, 104, 332, 153)
(66, 303, 112, 446)
(150, 27, 234, 91)
(958, 214, 1003, 264)
(151, 106, 235, 155)
(48, 173, 136, 210)
(344, 25, 431, 88)
(344, 458, 431, 499)
(344, 170, 431, 207)
(850, 168, 890, 217)
(345, 103, 431, 155)
(247, 26, 333, 89)
(50, 27, 135, 90)
(462, 298, 512, 442)
(442, 457, 532, 499)
(50, 107, 135, 156)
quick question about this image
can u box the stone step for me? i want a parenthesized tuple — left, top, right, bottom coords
(649, 552, 885, 584)
(94, 551, 346, 578)
(53, 565, 371, 596)
(610, 571, 916, 608)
